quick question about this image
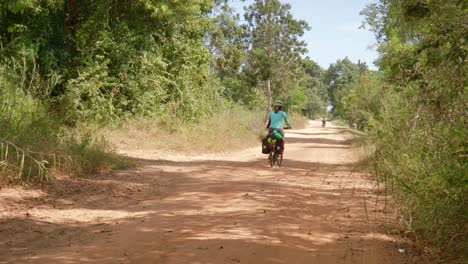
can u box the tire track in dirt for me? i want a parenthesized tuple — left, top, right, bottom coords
(0, 120, 428, 264)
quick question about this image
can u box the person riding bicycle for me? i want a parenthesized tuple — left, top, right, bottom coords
(322, 118, 327, 127)
(267, 100, 291, 135)
(266, 100, 291, 153)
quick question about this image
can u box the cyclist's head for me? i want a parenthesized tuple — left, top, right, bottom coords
(274, 100, 283, 112)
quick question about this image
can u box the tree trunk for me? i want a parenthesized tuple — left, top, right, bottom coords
(265, 79, 272, 121)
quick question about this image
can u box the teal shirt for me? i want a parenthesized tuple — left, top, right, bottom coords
(268, 110, 291, 129)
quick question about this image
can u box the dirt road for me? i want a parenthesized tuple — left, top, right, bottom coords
(0, 121, 417, 264)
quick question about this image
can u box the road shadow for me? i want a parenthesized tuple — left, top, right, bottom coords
(0, 158, 412, 263)
(0, 127, 431, 264)
(301, 145, 350, 149)
(286, 136, 352, 145)
(287, 131, 336, 136)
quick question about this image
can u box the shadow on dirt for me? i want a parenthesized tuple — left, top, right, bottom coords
(0, 127, 430, 264)
(286, 136, 352, 145)
(0, 158, 399, 264)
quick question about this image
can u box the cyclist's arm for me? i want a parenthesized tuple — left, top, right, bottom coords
(266, 112, 271, 129)
(283, 112, 291, 128)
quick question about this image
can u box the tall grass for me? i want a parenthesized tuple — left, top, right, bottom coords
(289, 113, 309, 129)
(1, 57, 310, 182)
(0, 66, 128, 183)
(0, 139, 49, 182)
(100, 107, 267, 154)
(100, 107, 311, 155)
(367, 89, 467, 257)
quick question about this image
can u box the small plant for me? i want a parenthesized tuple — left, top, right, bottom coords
(0, 139, 49, 182)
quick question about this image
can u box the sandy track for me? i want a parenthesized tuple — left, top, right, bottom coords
(0, 121, 423, 263)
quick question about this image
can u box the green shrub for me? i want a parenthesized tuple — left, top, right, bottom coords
(0, 66, 128, 183)
(368, 87, 467, 255)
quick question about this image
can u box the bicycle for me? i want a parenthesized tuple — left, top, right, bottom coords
(266, 127, 291, 168)
(267, 138, 283, 167)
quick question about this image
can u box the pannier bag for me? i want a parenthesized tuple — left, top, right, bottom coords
(275, 140, 282, 152)
(272, 130, 283, 140)
(262, 132, 283, 154)
(261, 137, 269, 154)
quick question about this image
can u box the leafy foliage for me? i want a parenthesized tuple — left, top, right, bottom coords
(0, 0, 325, 182)
(244, 0, 310, 112)
(208, 3, 255, 105)
(206, 0, 326, 115)
(1, 0, 217, 123)
(323, 58, 369, 116)
(339, 72, 384, 129)
(328, 0, 467, 256)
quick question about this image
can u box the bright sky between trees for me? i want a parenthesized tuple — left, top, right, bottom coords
(232, 0, 379, 70)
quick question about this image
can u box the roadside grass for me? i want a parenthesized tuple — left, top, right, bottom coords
(101, 108, 265, 154)
(99, 109, 310, 155)
(0, 131, 134, 185)
(354, 114, 468, 261)
(330, 119, 348, 127)
(0, 78, 132, 184)
(345, 128, 368, 137)
(289, 113, 309, 129)
(1, 85, 309, 183)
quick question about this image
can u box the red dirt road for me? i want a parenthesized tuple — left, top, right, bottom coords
(0, 121, 420, 264)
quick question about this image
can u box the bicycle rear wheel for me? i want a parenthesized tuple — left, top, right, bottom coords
(277, 154, 283, 167)
(268, 152, 274, 167)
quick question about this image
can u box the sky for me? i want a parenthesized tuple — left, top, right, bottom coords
(232, 0, 379, 70)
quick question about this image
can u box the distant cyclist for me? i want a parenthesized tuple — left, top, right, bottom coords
(322, 118, 327, 127)
(266, 100, 291, 137)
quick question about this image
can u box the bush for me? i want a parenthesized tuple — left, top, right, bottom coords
(333, 59, 467, 255)
(340, 72, 384, 130)
(368, 86, 467, 255)
(0, 66, 128, 183)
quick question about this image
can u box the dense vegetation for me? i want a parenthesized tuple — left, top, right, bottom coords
(327, 0, 467, 257)
(0, 0, 327, 182)
(1, 0, 465, 258)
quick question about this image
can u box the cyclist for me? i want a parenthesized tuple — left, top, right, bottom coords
(267, 100, 291, 135)
(266, 100, 291, 153)
(322, 118, 327, 127)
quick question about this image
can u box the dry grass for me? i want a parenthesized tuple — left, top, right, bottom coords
(289, 113, 309, 129)
(0, 135, 133, 184)
(101, 109, 265, 154)
(100, 109, 309, 155)
(0, 139, 49, 183)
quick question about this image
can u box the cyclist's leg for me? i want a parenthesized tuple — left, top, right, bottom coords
(279, 129, 285, 154)
(279, 129, 285, 137)
(270, 128, 285, 154)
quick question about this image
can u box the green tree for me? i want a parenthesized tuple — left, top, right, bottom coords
(299, 58, 327, 118)
(208, 2, 256, 105)
(244, 0, 309, 115)
(340, 72, 384, 129)
(0, 0, 219, 122)
(0, 0, 30, 15)
(360, 0, 467, 255)
(323, 58, 368, 116)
